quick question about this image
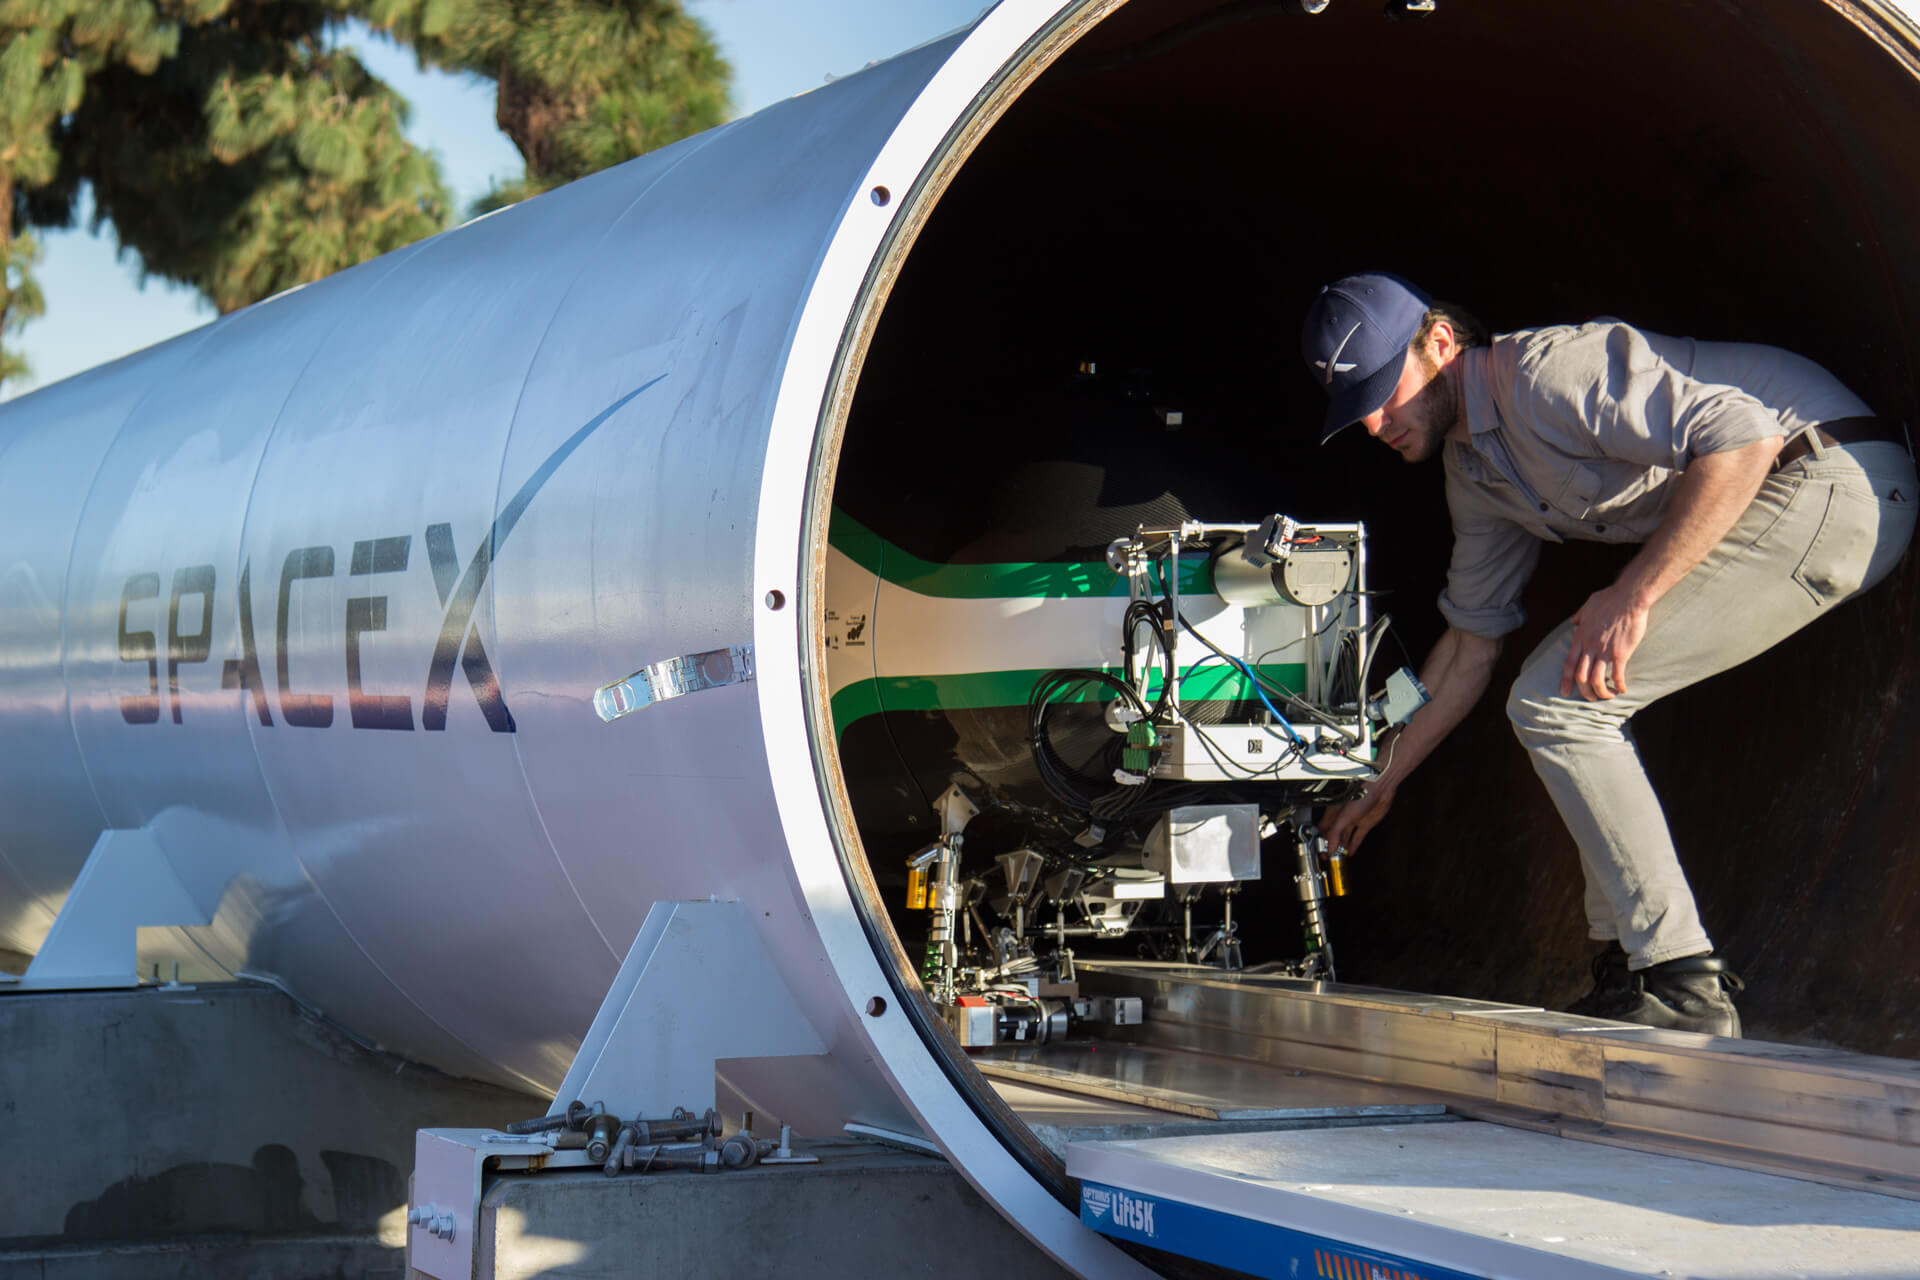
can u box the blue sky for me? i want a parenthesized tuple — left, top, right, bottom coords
(9, 0, 991, 399)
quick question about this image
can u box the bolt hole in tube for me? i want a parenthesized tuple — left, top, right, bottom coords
(866, 996, 888, 1017)
(871, 186, 892, 206)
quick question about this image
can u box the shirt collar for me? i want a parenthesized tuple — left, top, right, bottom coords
(1458, 345, 1505, 439)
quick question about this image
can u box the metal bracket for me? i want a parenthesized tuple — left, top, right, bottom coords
(551, 899, 828, 1120)
(410, 1128, 573, 1280)
(594, 644, 754, 721)
(408, 900, 830, 1280)
(14, 827, 209, 989)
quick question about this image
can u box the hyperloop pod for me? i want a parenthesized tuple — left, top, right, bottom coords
(5, 0, 1920, 1273)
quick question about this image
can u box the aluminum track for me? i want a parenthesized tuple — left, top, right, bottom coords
(984, 961, 1920, 1200)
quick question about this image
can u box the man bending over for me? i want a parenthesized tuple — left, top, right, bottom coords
(1303, 272, 1915, 1035)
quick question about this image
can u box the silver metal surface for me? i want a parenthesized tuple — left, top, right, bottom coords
(1068, 1122, 1920, 1280)
(0, 22, 977, 1105)
(1142, 805, 1260, 885)
(1080, 962, 1920, 1191)
(977, 1042, 1446, 1123)
(593, 645, 755, 722)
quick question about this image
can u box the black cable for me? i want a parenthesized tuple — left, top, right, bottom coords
(1124, 598, 1176, 718)
(1173, 608, 1354, 740)
(1027, 668, 1150, 816)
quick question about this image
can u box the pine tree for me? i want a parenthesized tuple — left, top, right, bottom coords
(41, 2, 450, 315)
(0, 0, 732, 393)
(1, 0, 189, 384)
(357, 0, 731, 210)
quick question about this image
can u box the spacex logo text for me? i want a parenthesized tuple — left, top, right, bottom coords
(117, 522, 513, 734)
(109, 375, 665, 738)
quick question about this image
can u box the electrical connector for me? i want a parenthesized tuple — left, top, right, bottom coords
(1122, 721, 1159, 775)
(1368, 667, 1431, 728)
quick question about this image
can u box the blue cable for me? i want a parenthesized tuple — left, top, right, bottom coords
(1224, 653, 1306, 744)
(1148, 549, 1308, 744)
(1183, 649, 1306, 746)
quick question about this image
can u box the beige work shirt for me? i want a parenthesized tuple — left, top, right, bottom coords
(1439, 320, 1873, 638)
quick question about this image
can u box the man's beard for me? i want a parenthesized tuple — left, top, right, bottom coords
(1401, 353, 1462, 461)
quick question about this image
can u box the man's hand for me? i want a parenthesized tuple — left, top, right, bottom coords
(1314, 627, 1501, 855)
(1320, 782, 1395, 855)
(1560, 581, 1651, 701)
(1555, 437, 1779, 703)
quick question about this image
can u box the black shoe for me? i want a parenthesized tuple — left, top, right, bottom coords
(1565, 942, 1630, 1018)
(1576, 952, 1745, 1038)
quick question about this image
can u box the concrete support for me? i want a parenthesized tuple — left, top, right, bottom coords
(418, 1138, 1070, 1280)
(0, 983, 537, 1274)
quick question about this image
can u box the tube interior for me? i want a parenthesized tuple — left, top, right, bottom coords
(827, 0, 1920, 1056)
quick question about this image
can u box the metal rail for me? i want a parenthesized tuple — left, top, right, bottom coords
(1014, 962, 1920, 1199)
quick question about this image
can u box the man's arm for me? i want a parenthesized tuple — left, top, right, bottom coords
(1319, 626, 1503, 853)
(1560, 435, 1782, 700)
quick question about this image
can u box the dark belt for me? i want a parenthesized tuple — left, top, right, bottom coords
(1774, 416, 1908, 470)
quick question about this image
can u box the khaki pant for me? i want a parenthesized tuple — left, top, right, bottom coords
(1506, 436, 1917, 970)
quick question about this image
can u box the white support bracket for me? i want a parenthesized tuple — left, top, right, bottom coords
(11, 827, 209, 990)
(552, 898, 829, 1120)
(408, 899, 830, 1280)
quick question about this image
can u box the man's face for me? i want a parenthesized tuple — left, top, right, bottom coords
(1357, 338, 1460, 463)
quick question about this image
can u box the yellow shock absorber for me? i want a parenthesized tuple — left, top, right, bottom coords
(1327, 849, 1348, 897)
(907, 860, 930, 910)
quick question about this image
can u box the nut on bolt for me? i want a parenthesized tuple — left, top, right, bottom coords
(408, 1203, 457, 1241)
(584, 1111, 621, 1163)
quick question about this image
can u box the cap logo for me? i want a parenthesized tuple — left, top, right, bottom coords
(1315, 321, 1362, 385)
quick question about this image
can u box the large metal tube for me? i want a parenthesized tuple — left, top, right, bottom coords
(4, 2, 1920, 1275)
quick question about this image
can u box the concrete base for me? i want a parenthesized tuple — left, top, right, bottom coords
(0, 983, 538, 1272)
(418, 1138, 1070, 1280)
(0, 1234, 407, 1280)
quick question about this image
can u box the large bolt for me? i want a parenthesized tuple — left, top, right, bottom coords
(408, 1205, 457, 1241)
(584, 1111, 621, 1163)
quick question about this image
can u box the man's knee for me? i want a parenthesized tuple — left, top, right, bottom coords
(1506, 675, 1546, 741)
(1505, 648, 1564, 740)
(1506, 663, 1637, 752)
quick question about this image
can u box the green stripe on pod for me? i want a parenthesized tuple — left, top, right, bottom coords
(828, 509, 1216, 599)
(830, 662, 1309, 736)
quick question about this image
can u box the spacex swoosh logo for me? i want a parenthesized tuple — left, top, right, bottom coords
(420, 376, 667, 729)
(1316, 321, 1362, 385)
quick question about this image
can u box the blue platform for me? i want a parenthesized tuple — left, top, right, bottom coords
(1067, 1121, 1920, 1279)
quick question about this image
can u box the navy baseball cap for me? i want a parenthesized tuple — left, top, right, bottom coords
(1301, 273, 1433, 442)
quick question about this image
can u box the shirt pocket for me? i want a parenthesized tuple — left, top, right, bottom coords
(1553, 464, 1603, 519)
